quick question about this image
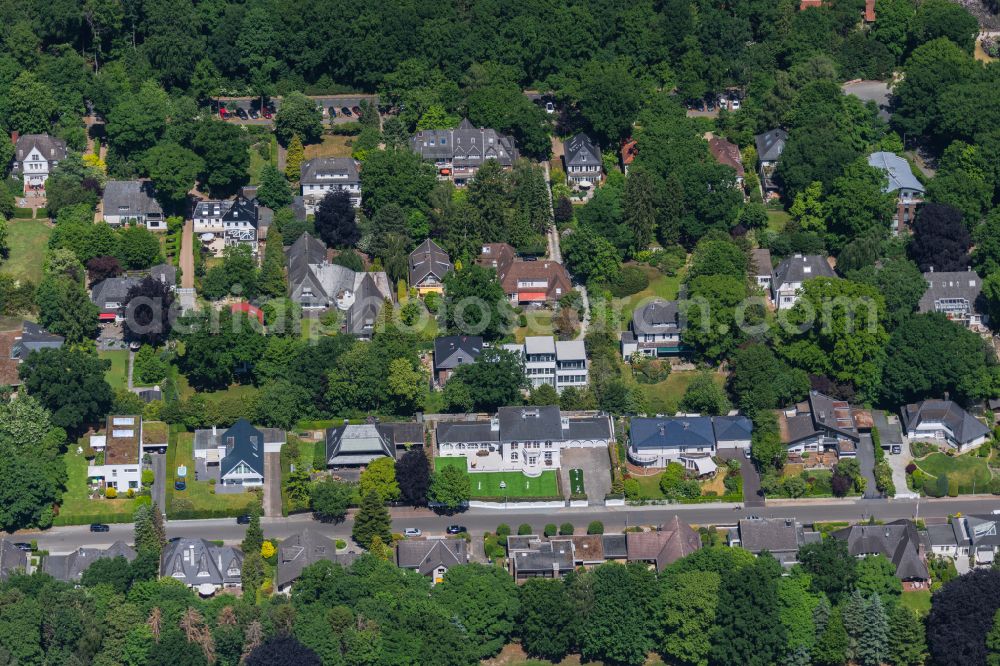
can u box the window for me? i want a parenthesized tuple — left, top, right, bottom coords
(511, 451, 518, 461)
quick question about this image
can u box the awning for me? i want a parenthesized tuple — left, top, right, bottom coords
(439, 168, 451, 176)
(519, 292, 548, 302)
(196, 583, 217, 597)
(98, 313, 117, 322)
(578, 180, 593, 188)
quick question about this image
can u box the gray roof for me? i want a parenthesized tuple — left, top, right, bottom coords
(809, 391, 859, 440)
(900, 400, 989, 446)
(918, 270, 984, 315)
(43, 541, 136, 582)
(11, 321, 63, 360)
(299, 158, 359, 186)
(564, 133, 601, 169)
(14, 134, 66, 164)
(630, 417, 716, 450)
(436, 421, 497, 444)
(871, 410, 903, 446)
(507, 536, 575, 574)
(773, 254, 836, 288)
(964, 516, 1000, 548)
(434, 335, 483, 371)
(161, 538, 243, 587)
(601, 534, 628, 558)
(754, 129, 788, 162)
(193, 199, 234, 219)
(832, 520, 929, 581)
(150, 263, 177, 286)
(276, 530, 358, 589)
(102, 180, 163, 217)
(325, 422, 424, 466)
(737, 518, 808, 555)
(410, 119, 518, 167)
(565, 416, 614, 441)
(291, 196, 308, 221)
(396, 539, 467, 576)
(751, 249, 772, 278)
(90, 276, 140, 311)
(218, 419, 285, 478)
(868, 152, 924, 193)
(631, 299, 682, 336)
(409, 238, 452, 286)
(498, 406, 563, 442)
(0, 540, 26, 581)
(437, 409, 610, 444)
(925, 523, 959, 548)
(713, 416, 753, 442)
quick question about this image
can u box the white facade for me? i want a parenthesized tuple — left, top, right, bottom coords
(18, 146, 62, 188)
(907, 420, 987, 451)
(508, 336, 589, 392)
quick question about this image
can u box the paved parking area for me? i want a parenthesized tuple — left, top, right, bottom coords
(214, 94, 378, 126)
(263, 452, 281, 517)
(842, 80, 891, 120)
(560, 447, 611, 501)
(717, 448, 764, 507)
(857, 433, 880, 498)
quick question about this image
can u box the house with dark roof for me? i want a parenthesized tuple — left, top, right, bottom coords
(771, 254, 837, 310)
(436, 406, 613, 475)
(12, 133, 66, 190)
(621, 299, 686, 359)
(503, 336, 589, 392)
(958, 515, 1000, 565)
(192, 420, 285, 487)
(477, 243, 572, 305)
(714, 416, 754, 450)
(900, 399, 989, 451)
(300, 157, 361, 212)
(626, 518, 702, 572)
(161, 538, 243, 595)
(432, 335, 483, 386)
(708, 136, 745, 187)
(410, 119, 519, 185)
(276, 530, 358, 592)
(192, 196, 271, 256)
(43, 541, 136, 583)
(563, 133, 602, 188)
(102, 180, 165, 230)
(0, 321, 63, 388)
(628, 417, 717, 474)
(926, 521, 972, 560)
(752, 249, 772, 290)
(832, 521, 929, 582)
(285, 232, 393, 338)
(868, 152, 923, 233)
(0, 540, 27, 581)
(779, 391, 861, 457)
(408, 239, 452, 295)
(728, 517, 821, 566)
(507, 535, 576, 581)
(325, 422, 423, 466)
(91, 276, 140, 322)
(918, 269, 987, 331)
(396, 538, 468, 584)
(754, 128, 788, 194)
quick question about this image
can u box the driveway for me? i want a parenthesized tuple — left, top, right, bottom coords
(873, 410, 916, 498)
(560, 448, 611, 502)
(263, 452, 282, 517)
(717, 449, 764, 507)
(857, 433, 881, 499)
(841, 80, 891, 120)
(150, 452, 166, 516)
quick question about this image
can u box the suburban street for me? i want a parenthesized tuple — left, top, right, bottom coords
(22, 496, 999, 553)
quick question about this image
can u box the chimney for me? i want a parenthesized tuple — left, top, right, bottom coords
(929, 266, 934, 273)
(943, 391, 950, 402)
(9, 131, 17, 145)
(212, 425, 217, 436)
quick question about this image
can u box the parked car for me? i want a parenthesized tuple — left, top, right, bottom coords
(12, 543, 32, 552)
(891, 445, 901, 454)
(90, 523, 110, 533)
(219, 107, 229, 120)
(236, 514, 252, 525)
(446, 525, 466, 535)
(731, 98, 741, 110)
(174, 480, 186, 491)
(403, 528, 421, 537)
(262, 107, 273, 119)
(248, 108, 260, 119)
(351, 105, 362, 116)
(340, 107, 352, 116)
(545, 101, 555, 114)
(236, 107, 248, 120)
(743, 447, 751, 458)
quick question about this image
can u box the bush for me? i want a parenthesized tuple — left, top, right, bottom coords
(141, 469, 155, 486)
(424, 291, 441, 314)
(948, 477, 959, 497)
(623, 477, 640, 499)
(831, 472, 851, 497)
(335, 539, 347, 549)
(13, 207, 33, 219)
(559, 522, 574, 535)
(587, 521, 604, 535)
(517, 523, 533, 535)
(105, 487, 117, 499)
(905, 463, 917, 474)
(608, 266, 650, 297)
(543, 524, 557, 537)
(496, 523, 511, 538)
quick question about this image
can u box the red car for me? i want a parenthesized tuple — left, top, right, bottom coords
(219, 107, 229, 120)
(262, 108, 272, 120)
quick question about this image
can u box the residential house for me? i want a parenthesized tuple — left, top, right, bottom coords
(102, 180, 165, 230)
(300, 157, 361, 213)
(11, 133, 66, 191)
(926, 521, 972, 559)
(752, 248, 773, 291)
(43, 541, 136, 583)
(708, 137, 745, 188)
(192, 196, 271, 256)
(754, 128, 788, 195)
(90, 263, 177, 323)
(396, 538, 468, 584)
(325, 422, 424, 466)
(958, 515, 1000, 566)
(621, 138, 638, 174)
(504, 336, 588, 392)
(868, 152, 924, 233)
(801, 0, 875, 22)
(0, 540, 27, 581)
(728, 517, 821, 566)
(626, 517, 702, 572)
(89, 415, 168, 456)
(507, 535, 576, 581)
(832, 521, 929, 582)
(432, 335, 483, 386)
(276, 530, 359, 593)
(192, 419, 286, 487)
(563, 133, 602, 188)
(408, 239, 452, 295)
(409, 119, 519, 185)
(627, 415, 752, 472)
(900, 399, 989, 452)
(771, 254, 837, 310)
(779, 391, 861, 457)
(286, 232, 393, 338)
(87, 415, 145, 493)
(161, 538, 243, 596)
(478, 243, 572, 305)
(918, 269, 987, 331)
(0, 321, 64, 388)
(436, 405, 614, 475)
(620, 299, 685, 359)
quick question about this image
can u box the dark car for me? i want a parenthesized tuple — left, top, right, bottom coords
(248, 108, 260, 119)
(446, 525, 466, 535)
(12, 542, 32, 552)
(351, 105, 362, 116)
(174, 480, 186, 491)
(236, 107, 249, 120)
(90, 523, 110, 533)
(236, 514, 252, 525)
(262, 107, 273, 120)
(340, 106, 352, 116)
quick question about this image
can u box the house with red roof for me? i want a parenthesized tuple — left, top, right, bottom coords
(231, 302, 264, 324)
(477, 243, 572, 305)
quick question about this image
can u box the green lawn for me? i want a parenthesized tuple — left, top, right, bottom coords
(0, 219, 52, 285)
(638, 370, 727, 417)
(901, 590, 932, 616)
(55, 448, 139, 525)
(99, 350, 130, 390)
(915, 452, 993, 493)
(767, 210, 790, 232)
(615, 264, 685, 331)
(435, 457, 560, 498)
(569, 468, 585, 494)
(166, 432, 258, 516)
(176, 374, 260, 403)
(633, 473, 666, 499)
(248, 135, 278, 185)
(515, 311, 554, 343)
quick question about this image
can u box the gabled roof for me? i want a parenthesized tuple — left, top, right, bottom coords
(630, 417, 717, 450)
(219, 419, 267, 478)
(498, 405, 563, 442)
(161, 538, 243, 587)
(408, 238, 452, 286)
(15, 134, 66, 162)
(90, 276, 140, 310)
(754, 129, 788, 162)
(433, 335, 483, 370)
(222, 197, 260, 229)
(900, 400, 989, 446)
(868, 152, 923, 194)
(918, 270, 984, 315)
(809, 391, 859, 441)
(737, 518, 807, 555)
(625, 517, 701, 572)
(396, 539, 467, 575)
(410, 119, 518, 167)
(299, 157, 359, 185)
(621, 138, 638, 166)
(751, 249, 772, 278)
(832, 520, 928, 580)
(772, 254, 836, 287)
(631, 299, 682, 336)
(708, 137, 745, 177)
(477, 243, 572, 301)
(713, 416, 753, 442)
(102, 180, 164, 217)
(564, 133, 601, 169)
(11, 321, 63, 360)
(43, 541, 136, 582)
(276, 529, 358, 588)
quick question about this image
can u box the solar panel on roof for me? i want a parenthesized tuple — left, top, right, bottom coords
(112, 417, 135, 426)
(112, 429, 134, 438)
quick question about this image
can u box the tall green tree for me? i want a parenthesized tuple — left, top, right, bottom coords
(655, 569, 721, 666)
(578, 563, 657, 666)
(144, 142, 203, 210)
(18, 347, 112, 433)
(428, 464, 471, 510)
(517, 579, 575, 662)
(622, 170, 657, 256)
(256, 164, 292, 209)
(710, 558, 786, 666)
(889, 603, 928, 666)
(4, 71, 58, 134)
(258, 229, 287, 298)
(275, 92, 323, 144)
(431, 564, 519, 659)
(441, 265, 512, 341)
(352, 490, 391, 548)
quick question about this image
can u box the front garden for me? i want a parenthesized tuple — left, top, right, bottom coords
(622, 458, 742, 503)
(166, 432, 259, 519)
(434, 457, 560, 499)
(54, 448, 142, 526)
(909, 447, 996, 496)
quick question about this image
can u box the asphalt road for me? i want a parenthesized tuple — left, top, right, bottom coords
(22, 496, 1000, 553)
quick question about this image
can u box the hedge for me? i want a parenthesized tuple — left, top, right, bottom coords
(168, 507, 249, 520)
(468, 495, 563, 503)
(14, 207, 33, 218)
(52, 512, 134, 526)
(35, 207, 47, 218)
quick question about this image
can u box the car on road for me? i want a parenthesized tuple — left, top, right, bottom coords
(446, 525, 466, 535)
(743, 447, 751, 458)
(340, 106, 352, 116)
(90, 523, 110, 533)
(236, 514, 252, 524)
(174, 480, 186, 491)
(403, 528, 422, 537)
(12, 543, 32, 552)
(351, 105, 362, 116)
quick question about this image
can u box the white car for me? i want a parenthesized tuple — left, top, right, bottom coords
(403, 528, 422, 537)
(545, 102, 555, 114)
(731, 98, 741, 110)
